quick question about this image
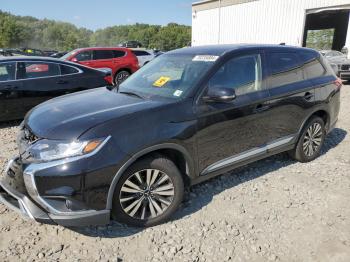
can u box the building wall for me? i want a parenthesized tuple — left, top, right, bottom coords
(192, 0, 350, 47)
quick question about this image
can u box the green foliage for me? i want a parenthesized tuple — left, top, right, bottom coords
(0, 10, 191, 52)
(306, 29, 335, 50)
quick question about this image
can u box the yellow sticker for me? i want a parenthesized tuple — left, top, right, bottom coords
(153, 76, 171, 87)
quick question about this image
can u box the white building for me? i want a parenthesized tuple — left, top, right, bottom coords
(192, 0, 350, 53)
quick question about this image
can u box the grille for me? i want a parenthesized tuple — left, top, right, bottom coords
(341, 64, 350, 71)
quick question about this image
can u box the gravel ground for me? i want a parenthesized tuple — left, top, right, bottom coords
(0, 86, 349, 262)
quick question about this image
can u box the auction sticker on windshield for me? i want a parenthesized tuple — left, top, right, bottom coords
(192, 55, 219, 62)
(153, 76, 171, 87)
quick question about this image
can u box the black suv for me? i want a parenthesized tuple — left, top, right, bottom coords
(0, 45, 341, 227)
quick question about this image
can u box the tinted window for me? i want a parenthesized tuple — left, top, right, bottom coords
(133, 50, 150, 56)
(60, 64, 79, 75)
(17, 62, 60, 79)
(94, 50, 114, 60)
(113, 50, 126, 58)
(75, 51, 92, 61)
(268, 52, 303, 88)
(300, 52, 326, 79)
(209, 54, 262, 96)
(0, 62, 16, 81)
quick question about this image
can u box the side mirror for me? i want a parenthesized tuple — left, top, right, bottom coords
(203, 86, 236, 103)
(71, 57, 78, 62)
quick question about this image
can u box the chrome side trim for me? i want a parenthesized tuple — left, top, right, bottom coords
(201, 135, 295, 175)
(22, 136, 111, 216)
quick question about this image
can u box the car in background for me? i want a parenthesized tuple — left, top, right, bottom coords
(118, 41, 143, 48)
(321, 50, 350, 80)
(0, 56, 112, 122)
(131, 49, 157, 67)
(50, 51, 68, 58)
(61, 47, 139, 85)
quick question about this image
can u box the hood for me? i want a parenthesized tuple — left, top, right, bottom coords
(25, 87, 164, 140)
(327, 56, 350, 64)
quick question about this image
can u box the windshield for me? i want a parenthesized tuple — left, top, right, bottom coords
(60, 50, 77, 60)
(118, 54, 217, 99)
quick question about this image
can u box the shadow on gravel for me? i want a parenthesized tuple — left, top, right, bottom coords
(0, 120, 21, 129)
(56, 127, 348, 238)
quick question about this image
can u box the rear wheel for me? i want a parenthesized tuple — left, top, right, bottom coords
(112, 156, 184, 227)
(289, 116, 326, 162)
(114, 70, 130, 86)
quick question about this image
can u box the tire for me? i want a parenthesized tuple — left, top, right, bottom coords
(114, 70, 130, 86)
(289, 116, 326, 163)
(112, 156, 184, 227)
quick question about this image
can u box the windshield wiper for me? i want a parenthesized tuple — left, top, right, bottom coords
(118, 91, 144, 99)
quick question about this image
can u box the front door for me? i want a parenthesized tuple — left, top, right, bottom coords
(195, 51, 273, 175)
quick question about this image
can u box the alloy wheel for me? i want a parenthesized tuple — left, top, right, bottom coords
(119, 169, 175, 220)
(115, 71, 130, 85)
(303, 122, 323, 157)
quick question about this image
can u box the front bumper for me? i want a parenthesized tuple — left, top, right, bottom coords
(0, 157, 110, 227)
(339, 71, 350, 80)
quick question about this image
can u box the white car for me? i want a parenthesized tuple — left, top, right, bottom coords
(132, 49, 156, 67)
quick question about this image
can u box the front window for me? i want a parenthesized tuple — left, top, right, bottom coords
(118, 54, 217, 99)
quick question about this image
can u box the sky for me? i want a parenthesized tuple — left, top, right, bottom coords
(0, 0, 198, 30)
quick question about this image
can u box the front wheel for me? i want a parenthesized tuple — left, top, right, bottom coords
(289, 116, 326, 162)
(114, 70, 130, 86)
(112, 156, 184, 227)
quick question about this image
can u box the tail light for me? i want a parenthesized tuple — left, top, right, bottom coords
(334, 78, 343, 90)
(104, 75, 113, 85)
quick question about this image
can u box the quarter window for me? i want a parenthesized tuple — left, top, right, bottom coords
(300, 53, 326, 79)
(17, 62, 60, 79)
(268, 52, 303, 88)
(75, 51, 92, 62)
(133, 50, 150, 56)
(0, 62, 16, 81)
(60, 65, 79, 75)
(208, 54, 263, 96)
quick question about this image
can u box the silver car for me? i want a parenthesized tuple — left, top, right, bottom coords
(321, 50, 350, 80)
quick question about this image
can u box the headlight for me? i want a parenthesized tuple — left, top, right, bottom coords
(26, 138, 108, 162)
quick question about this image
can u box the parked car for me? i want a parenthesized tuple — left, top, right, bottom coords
(131, 49, 157, 67)
(0, 45, 341, 227)
(118, 40, 143, 48)
(0, 56, 112, 121)
(50, 51, 68, 58)
(321, 50, 350, 80)
(61, 47, 139, 85)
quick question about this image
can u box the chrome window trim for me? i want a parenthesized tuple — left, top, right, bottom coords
(0, 60, 83, 83)
(201, 135, 295, 175)
(22, 136, 111, 216)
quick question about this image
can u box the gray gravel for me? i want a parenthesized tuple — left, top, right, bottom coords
(1, 86, 350, 262)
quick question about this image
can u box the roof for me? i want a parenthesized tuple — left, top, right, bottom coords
(192, 0, 258, 12)
(0, 56, 83, 67)
(166, 44, 317, 57)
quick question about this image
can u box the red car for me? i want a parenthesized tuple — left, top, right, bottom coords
(61, 47, 139, 85)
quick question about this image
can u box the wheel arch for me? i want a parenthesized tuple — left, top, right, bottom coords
(106, 143, 195, 210)
(298, 109, 330, 136)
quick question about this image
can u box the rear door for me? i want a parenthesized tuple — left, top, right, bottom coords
(112, 50, 127, 71)
(264, 51, 315, 141)
(17, 61, 71, 115)
(0, 61, 24, 121)
(92, 50, 115, 70)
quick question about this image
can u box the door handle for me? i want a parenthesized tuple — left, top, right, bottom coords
(254, 104, 270, 113)
(57, 80, 68, 84)
(304, 92, 314, 101)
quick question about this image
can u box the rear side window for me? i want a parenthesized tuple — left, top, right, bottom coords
(75, 51, 92, 62)
(268, 52, 303, 88)
(60, 65, 79, 75)
(300, 52, 326, 79)
(94, 50, 114, 60)
(17, 62, 60, 79)
(113, 50, 126, 58)
(0, 62, 16, 81)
